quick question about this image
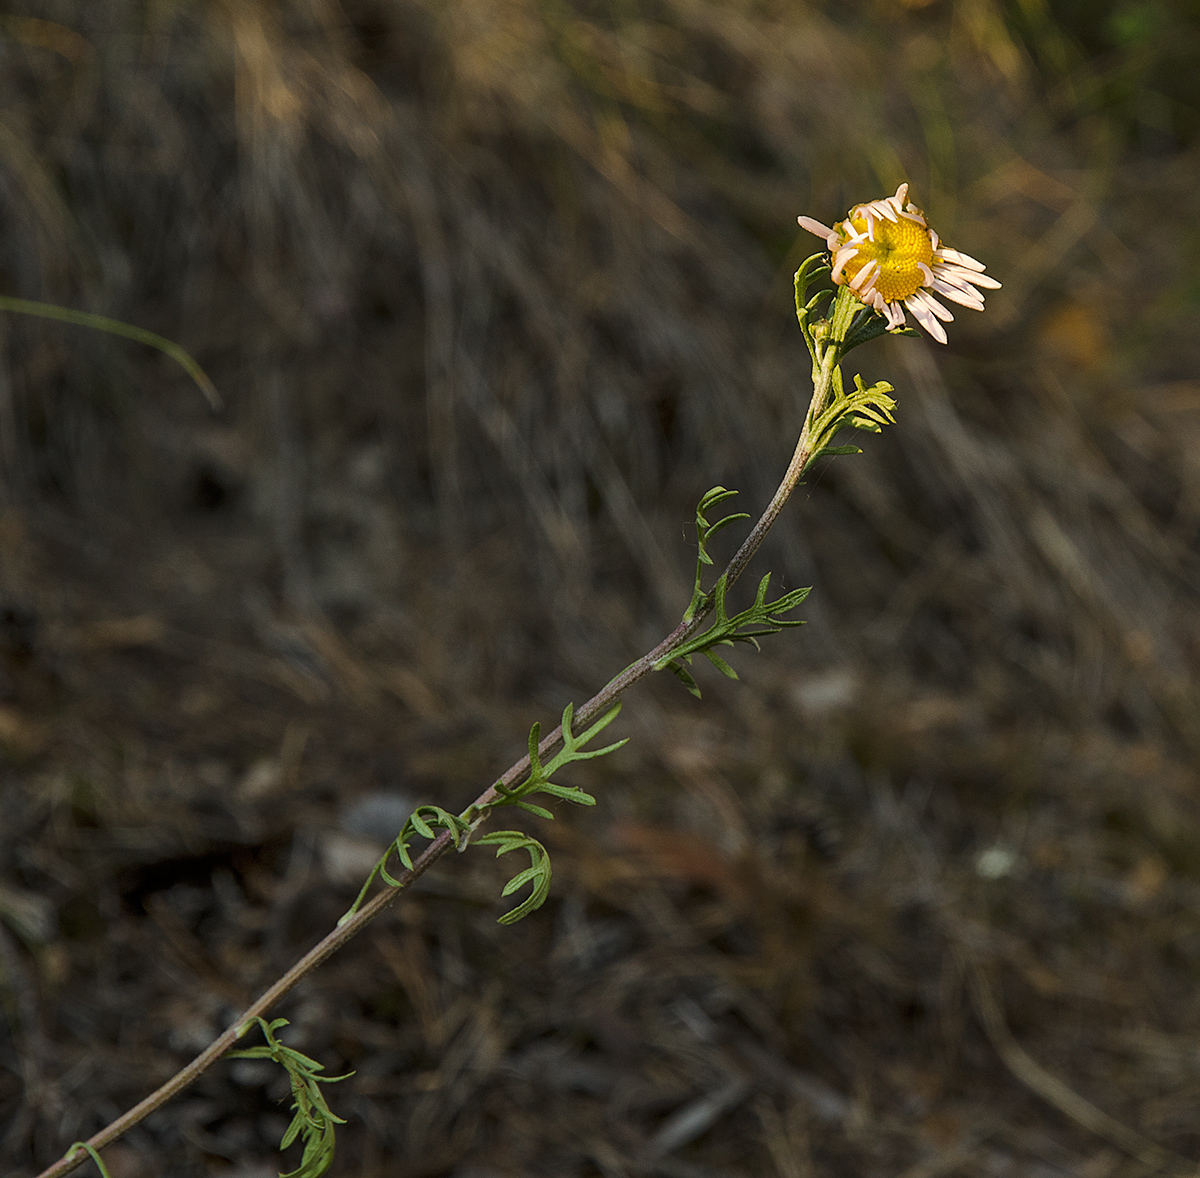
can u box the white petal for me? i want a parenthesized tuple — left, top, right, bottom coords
(935, 263, 993, 290)
(883, 299, 906, 329)
(849, 259, 878, 292)
(798, 216, 834, 239)
(912, 289, 954, 322)
(894, 183, 909, 206)
(935, 246, 986, 272)
(831, 246, 858, 283)
(905, 296, 948, 344)
(930, 276, 984, 310)
(934, 257, 1002, 288)
(929, 268, 985, 299)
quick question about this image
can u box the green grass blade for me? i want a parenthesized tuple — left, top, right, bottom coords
(0, 294, 221, 410)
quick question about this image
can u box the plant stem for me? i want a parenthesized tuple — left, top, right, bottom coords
(35, 283, 863, 1178)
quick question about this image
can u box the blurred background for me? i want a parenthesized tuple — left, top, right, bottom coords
(1, 0, 1199, 1175)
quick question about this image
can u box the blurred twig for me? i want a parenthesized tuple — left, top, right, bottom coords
(966, 956, 1192, 1175)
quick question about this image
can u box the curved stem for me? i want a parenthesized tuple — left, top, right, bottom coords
(0, 295, 221, 411)
(36, 284, 862, 1178)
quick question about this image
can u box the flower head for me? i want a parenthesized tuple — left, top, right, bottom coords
(798, 184, 1000, 344)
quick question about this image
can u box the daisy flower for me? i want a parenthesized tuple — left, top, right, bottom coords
(798, 184, 1000, 344)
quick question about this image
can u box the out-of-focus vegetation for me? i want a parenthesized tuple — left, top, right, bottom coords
(1, 1, 1200, 1175)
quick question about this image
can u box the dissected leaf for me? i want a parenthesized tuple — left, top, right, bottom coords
(229, 1018, 350, 1178)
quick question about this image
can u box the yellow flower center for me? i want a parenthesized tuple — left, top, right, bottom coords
(837, 212, 933, 302)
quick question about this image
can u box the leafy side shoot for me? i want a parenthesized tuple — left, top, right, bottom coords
(229, 1018, 351, 1178)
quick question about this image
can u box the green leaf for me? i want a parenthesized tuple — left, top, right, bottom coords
(516, 801, 555, 819)
(534, 783, 597, 805)
(501, 865, 541, 894)
(387, 844, 412, 875)
(229, 1018, 350, 1178)
(279, 1047, 327, 1071)
(800, 372, 896, 477)
(841, 308, 890, 352)
(229, 1045, 273, 1060)
(657, 572, 809, 686)
(558, 739, 628, 762)
(705, 510, 751, 543)
(339, 806, 468, 921)
(667, 659, 703, 698)
(476, 831, 553, 924)
(66, 1143, 112, 1178)
(340, 702, 625, 928)
(528, 720, 544, 776)
(703, 649, 739, 679)
(686, 488, 752, 620)
(794, 254, 832, 359)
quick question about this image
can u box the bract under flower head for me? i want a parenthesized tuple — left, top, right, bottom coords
(798, 184, 1000, 344)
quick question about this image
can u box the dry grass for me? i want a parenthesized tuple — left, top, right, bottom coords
(1, 0, 1200, 1175)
